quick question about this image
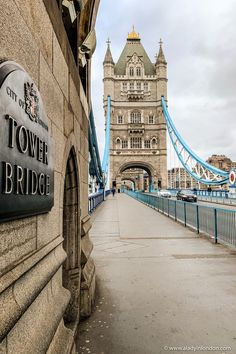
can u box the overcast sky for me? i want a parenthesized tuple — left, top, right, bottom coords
(91, 0, 236, 167)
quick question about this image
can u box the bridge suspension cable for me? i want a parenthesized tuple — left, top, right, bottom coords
(161, 97, 229, 186)
(102, 95, 111, 184)
(89, 95, 111, 188)
(89, 109, 103, 185)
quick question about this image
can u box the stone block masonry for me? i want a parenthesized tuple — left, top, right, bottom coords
(0, 0, 99, 352)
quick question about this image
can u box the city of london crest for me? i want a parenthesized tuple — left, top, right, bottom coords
(24, 82, 39, 122)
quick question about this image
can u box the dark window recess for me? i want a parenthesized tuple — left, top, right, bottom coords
(62, 10, 79, 64)
(55, 1, 80, 65)
(79, 65, 87, 96)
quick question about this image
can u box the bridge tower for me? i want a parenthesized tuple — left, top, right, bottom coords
(103, 28, 167, 191)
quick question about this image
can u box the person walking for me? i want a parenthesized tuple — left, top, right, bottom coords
(112, 188, 116, 197)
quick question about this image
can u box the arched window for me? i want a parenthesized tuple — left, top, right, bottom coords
(130, 67, 134, 76)
(136, 67, 141, 76)
(151, 137, 158, 148)
(130, 111, 141, 124)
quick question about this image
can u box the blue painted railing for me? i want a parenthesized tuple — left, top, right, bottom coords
(88, 189, 111, 213)
(124, 190, 236, 247)
(167, 189, 229, 198)
(89, 191, 104, 213)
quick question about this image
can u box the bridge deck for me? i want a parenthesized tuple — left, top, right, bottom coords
(77, 194, 236, 354)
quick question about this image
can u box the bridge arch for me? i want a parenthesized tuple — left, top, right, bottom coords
(121, 177, 136, 191)
(118, 161, 155, 176)
(115, 161, 161, 192)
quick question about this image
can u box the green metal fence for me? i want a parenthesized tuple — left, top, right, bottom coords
(124, 190, 236, 247)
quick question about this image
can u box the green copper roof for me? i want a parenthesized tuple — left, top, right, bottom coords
(114, 40, 156, 75)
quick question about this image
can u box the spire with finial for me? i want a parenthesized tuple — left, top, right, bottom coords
(103, 37, 114, 65)
(155, 38, 167, 65)
(127, 26, 140, 41)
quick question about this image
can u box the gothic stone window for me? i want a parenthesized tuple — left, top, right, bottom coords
(122, 140, 128, 149)
(136, 82, 141, 91)
(148, 115, 154, 124)
(130, 137, 142, 149)
(122, 82, 127, 91)
(117, 115, 123, 124)
(116, 137, 121, 148)
(144, 140, 151, 149)
(152, 137, 158, 148)
(130, 111, 141, 124)
(130, 67, 134, 76)
(144, 82, 148, 92)
(129, 82, 134, 91)
(136, 67, 141, 76)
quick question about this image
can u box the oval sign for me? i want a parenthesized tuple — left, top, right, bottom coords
(229, 170, 236, 186)
(0, 61, 54, 222)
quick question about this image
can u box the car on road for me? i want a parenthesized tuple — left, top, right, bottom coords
(176, 190, 197, 202)
(158, 189, 172, 198)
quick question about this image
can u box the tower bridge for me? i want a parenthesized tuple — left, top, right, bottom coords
(1, 2, 236, 352)
(103, 28, 167, 192)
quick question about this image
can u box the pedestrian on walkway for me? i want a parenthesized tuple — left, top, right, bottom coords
(112, 188, 116, 196)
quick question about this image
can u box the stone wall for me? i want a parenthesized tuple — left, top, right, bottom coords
(0, 0, 99, 352)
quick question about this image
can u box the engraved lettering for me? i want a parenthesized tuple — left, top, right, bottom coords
(27, 130, 37, 158)
(45, 175, 50, 195)
(16, 125, 28, 153)
(6, 86, 17, 102)
(2, 162, 13, 194)
(24, 168, 29, 195)
(37, 138, 43, 162)
(38, 173, 45, 195)
(43, 142, 48, 165)
(30, 170, 38, 195)
(15, 165, 24, 194)
(5, 115, 17, 148)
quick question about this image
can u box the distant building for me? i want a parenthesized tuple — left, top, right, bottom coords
(168, 155, 236, 190)
(206, 154, 236, 171)
(168, 167, 198, 189)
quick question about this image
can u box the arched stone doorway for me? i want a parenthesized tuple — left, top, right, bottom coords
(63, 147, 80, 327)
(116, 161, 161, 192)
(121, 177, 136, 191)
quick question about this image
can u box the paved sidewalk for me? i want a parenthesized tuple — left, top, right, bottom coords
(77, 194, 236, 354)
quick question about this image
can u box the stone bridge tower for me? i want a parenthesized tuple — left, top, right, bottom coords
(103, 28, 167, 191)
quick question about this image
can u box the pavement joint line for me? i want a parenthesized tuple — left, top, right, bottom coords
(93, 220, 119, 222)
(173, 253, 236, 259)
(120, 236, 198, 240)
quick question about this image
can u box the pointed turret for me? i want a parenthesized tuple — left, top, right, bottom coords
(103, 38, 114, 100)
(155, 39, 167, 66)
(103, 38, 114, 65)
(155, 39, 167, 101)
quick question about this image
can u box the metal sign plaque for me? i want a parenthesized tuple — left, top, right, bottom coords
(0, 61, 54, 222)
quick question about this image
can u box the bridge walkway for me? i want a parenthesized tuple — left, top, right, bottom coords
(77, 194, 236, 354)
